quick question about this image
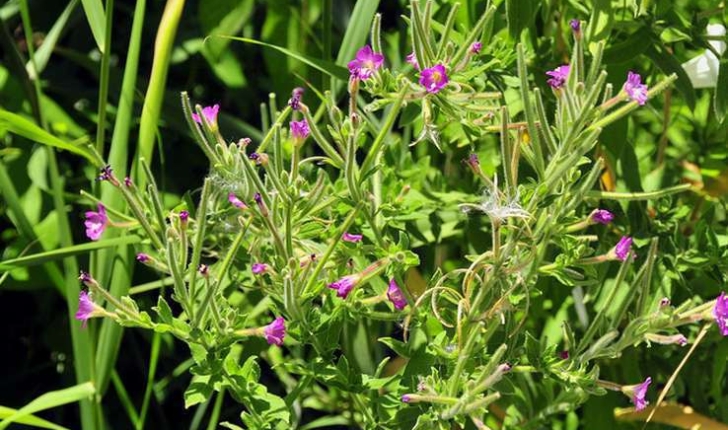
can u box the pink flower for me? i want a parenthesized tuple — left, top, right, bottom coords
(288, 87, 304, 111)
(419, 64, 449, 93)
(405, 52, 419, 70)
(229, 193, 247, 209)
(348, 45, 384, 80)
(342, 232, 363, 243)
(713, 292, 728, 336)
(627, 377, 652, 411)
(546, 65, 570, 89)
(328, 274, 360, 298)
(614, 236, 633, 261)
(263, 316, 286, 346)
(251, 263, 268, 275)
(624, 71, 648, 105)
(179, 210, 189, 223)
(136, 253, 150, 263)
(290, 119, 310, 141)
(84, 203, 108, 241)
(470, 42, 482, 54)
(590, 209, 614, 225)
(387, 279, 407, 310)
(75, 291, 102, 328)
(192, 104, 220, 125)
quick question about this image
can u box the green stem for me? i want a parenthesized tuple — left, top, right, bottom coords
(585, 183, 691, 201)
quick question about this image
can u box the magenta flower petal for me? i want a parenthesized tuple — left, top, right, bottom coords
(387, 279, 408, 310)
(546, 64, 570, 89)
(419, 64, 449, 93)
(614, 236, 633, 261)
(569, 19, 581, 32)
(136, 253, 150, 263)
(84, 203, 108, 241)
(631, 377, 651, 411)
(624, 71, 648, 105)
(342, 232, 363, 243)
(590, 209, 614, 225)
(327, 275, 359, 298)
(713, 292, 728, 336)
(290, 119, 310, 141)
(348, 45, 384, 80)
(75, 291, 97, 328)
(263, 316, 286, 346)
(406, 52, 419, 69)
(251, 263, 268, 275)
(192, 104, 220, 125)
(228, 193, 247, 209)
(470, 42, 482, 54)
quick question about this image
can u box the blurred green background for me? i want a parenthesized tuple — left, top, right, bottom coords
(1, 0, 728, 428)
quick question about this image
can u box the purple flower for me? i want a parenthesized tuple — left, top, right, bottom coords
(558, 350, 570, 360)
(570, 19, 581, 32)
(179, 210, 189, 223)
(713, 292, 728, 336)
(228, 193, 247, 209)
(198, 264, 209, 277)
(624, 71, 648, 105)
(84, 203, 108, 241)
(590, 209, 614, 225)
(631, 377, 651, 411)
(405, 52, 419, 70)
(327, 274, 360, 298)
(192, 104, 220, 125)
(659, 297, 671, 307)
(263, 316, 286, 346)
(348, 45, 384, 80)
(401, 394, 412, 403)
(290, 119, 310, 141)
(124, 176, 133, 187)
(136, 253, 150, 263)
(470, 42, 482, 54)
(342, 232, 363, 243)
(546, 65, 570, 89)
(98, 165, 114, 182)
(387, 279, 407, 310)
(288, 87, 304, 111)
(75, 291, 100, 328)
(614, 236, 633, 261)
(252, 263, 268, 275)
(419, 64, 449, 93)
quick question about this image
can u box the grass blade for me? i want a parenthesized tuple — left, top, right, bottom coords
(0, 382, 95, 429)
(0, 236, 141, 270)
(0, 406, 69, 430)
(0, 110, 95, 163)
(80, 0, 106, 53)
(221, 36, 348, 81)
(26, 0, 79, 77)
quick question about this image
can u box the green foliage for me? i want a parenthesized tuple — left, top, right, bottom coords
(1, 0, 728, 429)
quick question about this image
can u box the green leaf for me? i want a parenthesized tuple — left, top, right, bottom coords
(714, 58, 728, 123)
(80, 0, 106, 53)
(220, 36, 349, 81)
(506, 0, 538, 40)
(28, 0, 79, 77)
(0, 382, 95, 429)
(0, 110, 94, 162)
(335, 0, 381, 67)
(586, 0, 613, 42)
(644, 42, 696, 110)
(0, 406, 69, 430)
(0, 235, 141, 270)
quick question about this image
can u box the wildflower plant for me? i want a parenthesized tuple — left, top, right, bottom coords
(53, 2, 727, 429)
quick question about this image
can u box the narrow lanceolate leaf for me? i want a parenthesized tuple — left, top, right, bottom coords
(0, 382, 95, 429)
(714, 58, 728, 123)
(136, 0, 185, 177)
(0, 236, 141, 270)
(0, 110, 94, 163)
(221, 36, 349, 81)
(80, 0, 106, 53)
(335, 0, 381, 67)
(27, 0, 79, 77)
(0, 406, 69, 430)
